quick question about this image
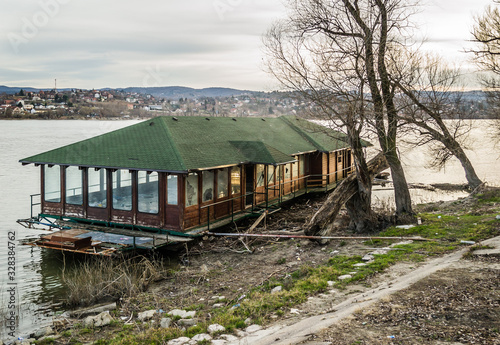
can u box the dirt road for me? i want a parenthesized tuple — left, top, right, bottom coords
(231, 236, 500, 345)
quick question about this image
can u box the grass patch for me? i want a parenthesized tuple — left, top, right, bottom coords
(61, 255, 169, 307)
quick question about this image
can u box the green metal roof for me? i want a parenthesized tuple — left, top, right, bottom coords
(20, 115, 357, 172)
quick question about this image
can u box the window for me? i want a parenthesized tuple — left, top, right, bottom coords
(231, 166, 241, 195)
(88, 168, 107, 208)
(276, 166, 283, 182)
(167, 175, 178, 205)
(138, 171, 159, 214)
(256, 164, 265, 187)
(112, 170, 132, 211)
(285, 164, 291, 180)
(267, 165, 275, 185)
(292, 158, 298, 179)
(185, 173, 198, 207)
(202, 171, 214, 202)
(217, 168, 229, 198)
(44, 165, 60, 203)
(65, 166, 83, 205)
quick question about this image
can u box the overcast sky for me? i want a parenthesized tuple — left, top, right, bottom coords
(0, 0, 493, 91)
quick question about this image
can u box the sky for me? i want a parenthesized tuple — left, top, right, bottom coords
(0, 0, 494, 91)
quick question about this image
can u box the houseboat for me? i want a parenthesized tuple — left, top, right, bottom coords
(18, 115, 359, 255)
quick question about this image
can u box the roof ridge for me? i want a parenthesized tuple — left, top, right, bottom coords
(157, 118, 187, 171)
(279, 116, 326, 152)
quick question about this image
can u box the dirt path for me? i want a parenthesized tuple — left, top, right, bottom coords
(229, 236, 500, 345)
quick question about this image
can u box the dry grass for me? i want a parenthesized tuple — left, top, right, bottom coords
(61, 254, 169, 307)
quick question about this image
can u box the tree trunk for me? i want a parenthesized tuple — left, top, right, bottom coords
(449, 140, 483, 190)
(304, 152, 389, 236)
(384, 146, 414, 221)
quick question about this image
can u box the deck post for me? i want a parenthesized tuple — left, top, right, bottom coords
(207, 205, 210, 231)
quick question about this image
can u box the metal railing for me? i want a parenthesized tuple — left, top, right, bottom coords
(30, 193, 41, 218)
(198, 167, 354, 231)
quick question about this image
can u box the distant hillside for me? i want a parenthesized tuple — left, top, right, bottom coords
(119, 86, 252, 99)
(0, 85, 42, 94)
(0, 85, 73, 94)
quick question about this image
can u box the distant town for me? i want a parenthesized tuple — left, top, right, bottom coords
(0, 86, 492, 120)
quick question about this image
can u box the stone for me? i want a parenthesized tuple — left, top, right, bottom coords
(208, 323, 226, 334)
(84, 311, 113, 327)
(69, 302, 117, 318)
(212, 303, 224, 308)
(168, 309, 196, 319)
(271, 286, 282, 294)
(244, 317, 252, 325)
(353, 263, 367, 267)
(160, 317, 172, 328)
(167, 337, 191, 345)
(235, 330, 247, 337)
(138, 309, 157, 321)
(290, 308, 300, 314)
(245, 324, 263, 333)
(33, 326, 54, 339)
(362, 254, 374, 261)
(192, 333, 212, 342)
(178, 318, 197, 327)
(211, 340, 228, 345)
(338, 274, 352, 280)
(220, 334, 239, 342)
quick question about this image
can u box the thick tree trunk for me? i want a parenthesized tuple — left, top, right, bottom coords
(384, 146, 414, 220)
(304, 152, 389, 236)
(449, 141, 483, 190)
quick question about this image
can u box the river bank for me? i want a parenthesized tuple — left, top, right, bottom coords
(16, 186, 500, 345)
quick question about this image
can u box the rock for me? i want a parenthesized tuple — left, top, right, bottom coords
(33, 326, 54, 339)
(211, 295, 226, 301)
(168, 309, 196, 319)
(244, 317, 252, 325)
(271, 286, 282, 294)
(353, 263, 367, 267)
(167, 337, 191, 345)
(207, 323, 226, 334)
(245, 324, 262, 333)
(370, 249, 388, 255)
(211, 340, 228, 345)
(338, 274, 352, 280)
(69, 302, 117, 318)
(235, 330, 247, 337)
(200, 264, 209, 272)
(290, 308, 300, 314)
(327, 280, 335, 286)
(192, 333, 212, 342)
(362, 254, 374, 261)
(138, 309, 157, 321)
(212, 303, 224, 308)
(84, 311, 113, 327)
(178, 318, 197, 327)
(160, 317, 172, 328)
(220, 334, 239, 342)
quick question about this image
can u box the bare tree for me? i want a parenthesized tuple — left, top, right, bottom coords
(392, 53, 483, 189)
(264, 0, 415, 227)
(471, 1, 500, 134)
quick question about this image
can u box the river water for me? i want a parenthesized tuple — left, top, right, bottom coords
(0, 119, 498, 341)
